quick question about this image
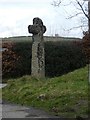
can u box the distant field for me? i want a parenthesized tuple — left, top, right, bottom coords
(2, 36, 81, 42)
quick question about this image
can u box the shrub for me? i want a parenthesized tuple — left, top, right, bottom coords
(82, 32, 90, 62)
(2, 42, 20, 78)
(45, 41, 86, 77)
(2, 40, 87, 79)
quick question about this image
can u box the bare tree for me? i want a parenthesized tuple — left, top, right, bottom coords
(52, 0, 89, 32)
(52, 0, 90, 83)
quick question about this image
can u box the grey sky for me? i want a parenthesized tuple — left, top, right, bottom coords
(0, 0, 88, 38)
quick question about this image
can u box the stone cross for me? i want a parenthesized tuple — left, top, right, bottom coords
(28, 17, 46, 78)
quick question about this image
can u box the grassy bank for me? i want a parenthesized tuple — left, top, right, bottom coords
(0, 89, 2, 98)
(2, 66, 88, 118)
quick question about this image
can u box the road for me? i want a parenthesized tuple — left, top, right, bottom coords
(0, 84, 61, 119)
(1, 100, 61, 119)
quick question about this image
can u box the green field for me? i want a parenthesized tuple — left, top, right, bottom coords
(2, 66, 88, 118)
(2, 35, 81, 42)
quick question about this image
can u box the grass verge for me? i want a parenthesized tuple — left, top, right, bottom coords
(0, 89, 2, 98)
(2, 66, 88, 118)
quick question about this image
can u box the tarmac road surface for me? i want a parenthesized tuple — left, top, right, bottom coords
(0, 100, 62, 119)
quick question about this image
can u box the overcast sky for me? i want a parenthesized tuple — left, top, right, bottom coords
(0, 0, 88, 38)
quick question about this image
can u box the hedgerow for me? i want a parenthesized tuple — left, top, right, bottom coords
(2, 40, 87, 79)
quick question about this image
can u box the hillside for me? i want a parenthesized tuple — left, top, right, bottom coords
(2, 66, 88, 118)
(2, 36, 81, 42)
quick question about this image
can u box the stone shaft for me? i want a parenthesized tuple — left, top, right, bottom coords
(31, 35, 45, 78)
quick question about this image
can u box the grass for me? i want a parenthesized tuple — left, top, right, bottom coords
(2, 66, 88, 118)
(0, 89, 2, 98)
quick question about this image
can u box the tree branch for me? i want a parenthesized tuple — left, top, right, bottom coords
(52, 0, 72, 7)
(51, 0, 61, 7)
(66, 12, 83, 19)
(76, 0, 89, 20)
(64, 25, 87, 31)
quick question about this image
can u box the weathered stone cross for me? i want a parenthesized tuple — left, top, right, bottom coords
(28, 17, 46, 78)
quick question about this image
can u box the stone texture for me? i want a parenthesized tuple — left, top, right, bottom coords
(28, 17, 46, 78)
